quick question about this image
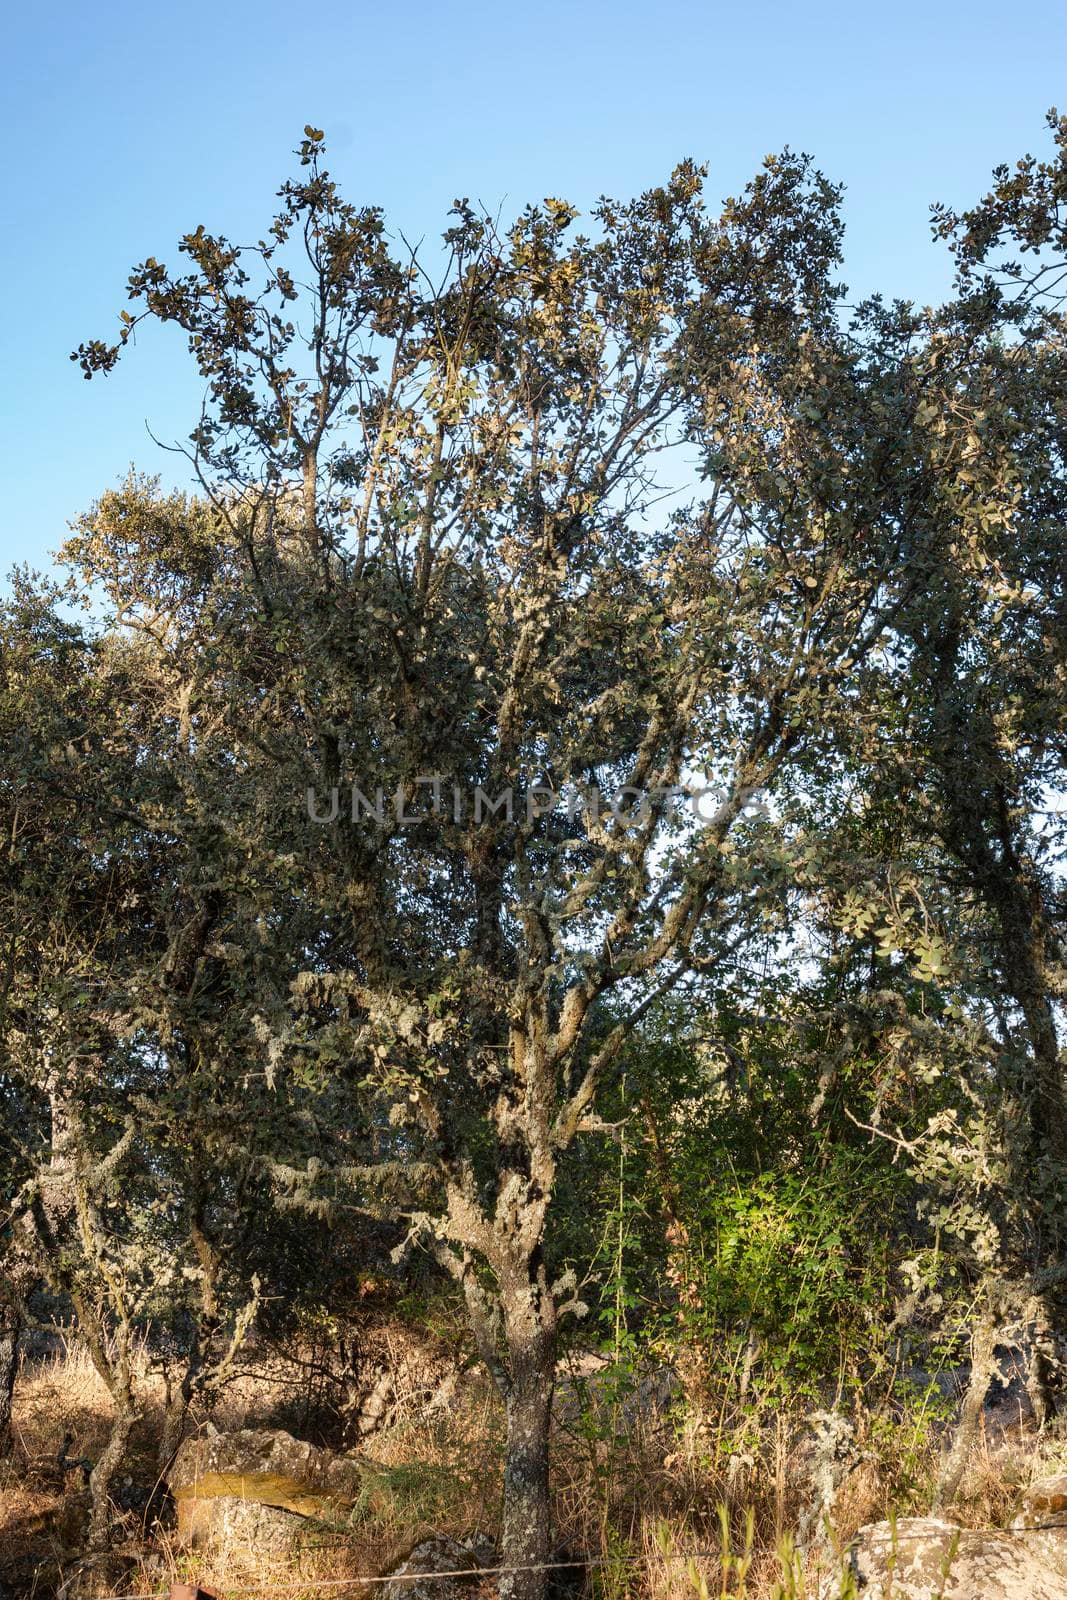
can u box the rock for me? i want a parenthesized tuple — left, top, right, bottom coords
(839, 1516, 1067, 1599)
(50, 1488, 93, 1548)
(899, 1365, 965, 1406)
(984, 1346, 1036, 1440)
(554, 1356, 678, 1432)
(543, 1543, 590, 1600)
(168, 1427, 369, 1550)
(1010, 1473, 1067, 1579)
(377, 1535, 497, 1600)
(336, 1320, 457, 1442)
(55, 1551, 136, 1599)
(178, 1493, 306, 1553)
(899, 1345, 1036, 1437)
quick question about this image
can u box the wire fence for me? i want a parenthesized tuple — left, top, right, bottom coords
(55, 1518, 1067, 1600)
(70, 1551, 691, 1600)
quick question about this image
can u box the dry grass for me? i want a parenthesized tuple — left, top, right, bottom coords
(3, 1336, 1062, 1600)
(0, 1336, 505, 1599)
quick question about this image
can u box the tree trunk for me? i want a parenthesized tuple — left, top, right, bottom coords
(935, 1297, 997, 1509)
(499, 1376, 550, 1600)
(88, 1402, 136, 1549)
(0, 1298, 20, 1456)
(158, 1373, 192, 1479)
(1027, 1293, 1059, 1431)
(75, 1299, 140, 1550)
(500, 1333, 555, 1600)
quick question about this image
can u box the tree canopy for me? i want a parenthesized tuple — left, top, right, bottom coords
(2, 118, 1066, 1595)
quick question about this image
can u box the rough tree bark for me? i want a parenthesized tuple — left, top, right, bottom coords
(0, 1293, 20, 1456)
(498, 1273, 557, 1600)
(67, 1290, 141, 1549)
(935, 1291, 998, 1509)
(87, 1403, 136, 1549)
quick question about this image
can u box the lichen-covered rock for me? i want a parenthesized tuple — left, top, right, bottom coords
(179, 1492, 307, 1552)
(1010, 1473, 1067, 1579)
(168, 1427, 369, 1549)
(377, 1535, 497, 1600)
(839, 1516, 1066, 1599)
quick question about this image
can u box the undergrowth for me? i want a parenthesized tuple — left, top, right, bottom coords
(0, 1334, 1056, 1599)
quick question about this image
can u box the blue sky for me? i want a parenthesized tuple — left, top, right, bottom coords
(3, 0, 1065, 579)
